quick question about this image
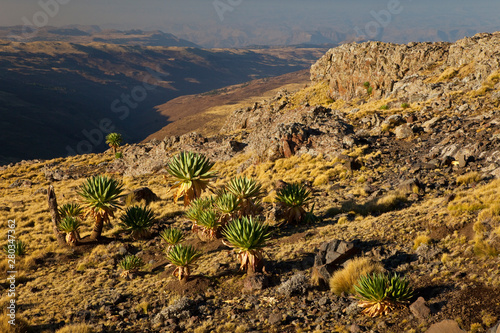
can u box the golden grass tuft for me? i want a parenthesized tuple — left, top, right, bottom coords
(313, 174, 329, 186)
(473, 235, 499, 257)
(413, 234, 431, 250)
(456, 172, 481, 185)
(374, 191, 407, 213)
(0, 311, 31, 333)
(435, 67, 459, 82)
(288, 81, 333, 108)
(329, 257, 384, 296)
(56, 323, 94, 333)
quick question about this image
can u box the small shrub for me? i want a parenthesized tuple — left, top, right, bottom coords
(355, 273, 414, 317)
(380, 104, 389, 110)
(166, 244, 202, 281)
(401, 102, 410, 109)
(115, 152, 123, 159)
(313, 174, 329, 186)
(473, 235, 499, 257)
(373, 191, 407, 213)
(329, 257, 384, 295)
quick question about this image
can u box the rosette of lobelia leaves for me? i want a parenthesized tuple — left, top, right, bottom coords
(105, 132, 123, 154)
(160, 227, 185, 252)
(118, 255, 144, 279)
(214, 190, 240, 226)
(78, 175, 124, 241)
(226, 177, 262, 216)
(275, 182, 313, 224)
(119, 205, 156, 240)
(185, 197, 214, 231)
(222, 216, 271, 275)
(58, 216, 82, 246)
(195, 209, 221, 240)
(166, 244, 202, 281)
(58, 203, 85, 220)
(354, 272, 414, 317)
(166, 151, 216, 207)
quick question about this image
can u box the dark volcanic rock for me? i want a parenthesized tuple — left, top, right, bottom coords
(312, 240, 360, 285)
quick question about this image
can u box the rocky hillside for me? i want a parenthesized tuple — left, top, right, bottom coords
(1, 33, 500, 333)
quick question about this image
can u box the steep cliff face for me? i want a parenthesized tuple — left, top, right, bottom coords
(310, 32, 500, 102)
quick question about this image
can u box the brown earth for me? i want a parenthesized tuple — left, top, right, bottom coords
(143, 70, 310, 141)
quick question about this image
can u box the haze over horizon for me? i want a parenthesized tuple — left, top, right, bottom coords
(1, 0, 500, 47)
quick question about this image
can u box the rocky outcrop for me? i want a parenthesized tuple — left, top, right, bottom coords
(311, 32, 500, 102)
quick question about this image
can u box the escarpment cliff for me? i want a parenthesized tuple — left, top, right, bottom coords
(311, 32, 500, 102)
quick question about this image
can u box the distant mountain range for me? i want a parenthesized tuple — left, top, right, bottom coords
(0, 26, 200, 47)
(0, 36, 326, 164)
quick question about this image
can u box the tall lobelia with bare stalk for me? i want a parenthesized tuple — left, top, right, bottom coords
(78, 175, 124, 241)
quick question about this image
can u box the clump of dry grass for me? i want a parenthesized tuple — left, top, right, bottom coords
(373, 191, 408, 213)
(0, 311, 31, 333)
(456, 172, 482, 185)
(329, 257, 384, 295)
(56, 323, 94, 333)
(413, 234, 431, 250)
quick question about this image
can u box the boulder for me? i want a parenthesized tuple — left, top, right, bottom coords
(124, 187, 159, 205)
(312, 240, 360, 286)
(395, 124, 414, 140)
(426, 320, 465, 333)
(409, 297, 431, 320)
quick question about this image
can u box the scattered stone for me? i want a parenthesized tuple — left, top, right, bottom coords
(33, 188, 48, 196)
(415, 244, 442, 261)
(9, 179, 32, 188)
(312, 240, 360, 285)
(426, 320, 465, 333)
(243, 273, 268, 292)
(349, 323, 361, 333)
(122, 187, 159, 205)
(458, 153, 469, 168)
(398, 178, 421, 194)
(410, 297, 431, 320)
(344, 302, 360, 316)
(277, 274, 309, 297)
(268, 312, 282, 325)
(488, 320, 500, 333)
(395, 124, 413, 139)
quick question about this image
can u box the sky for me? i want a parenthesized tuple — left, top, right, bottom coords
(1, 0, 500, 46)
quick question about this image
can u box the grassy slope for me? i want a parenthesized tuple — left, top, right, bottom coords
(1, 54, 500, 332)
